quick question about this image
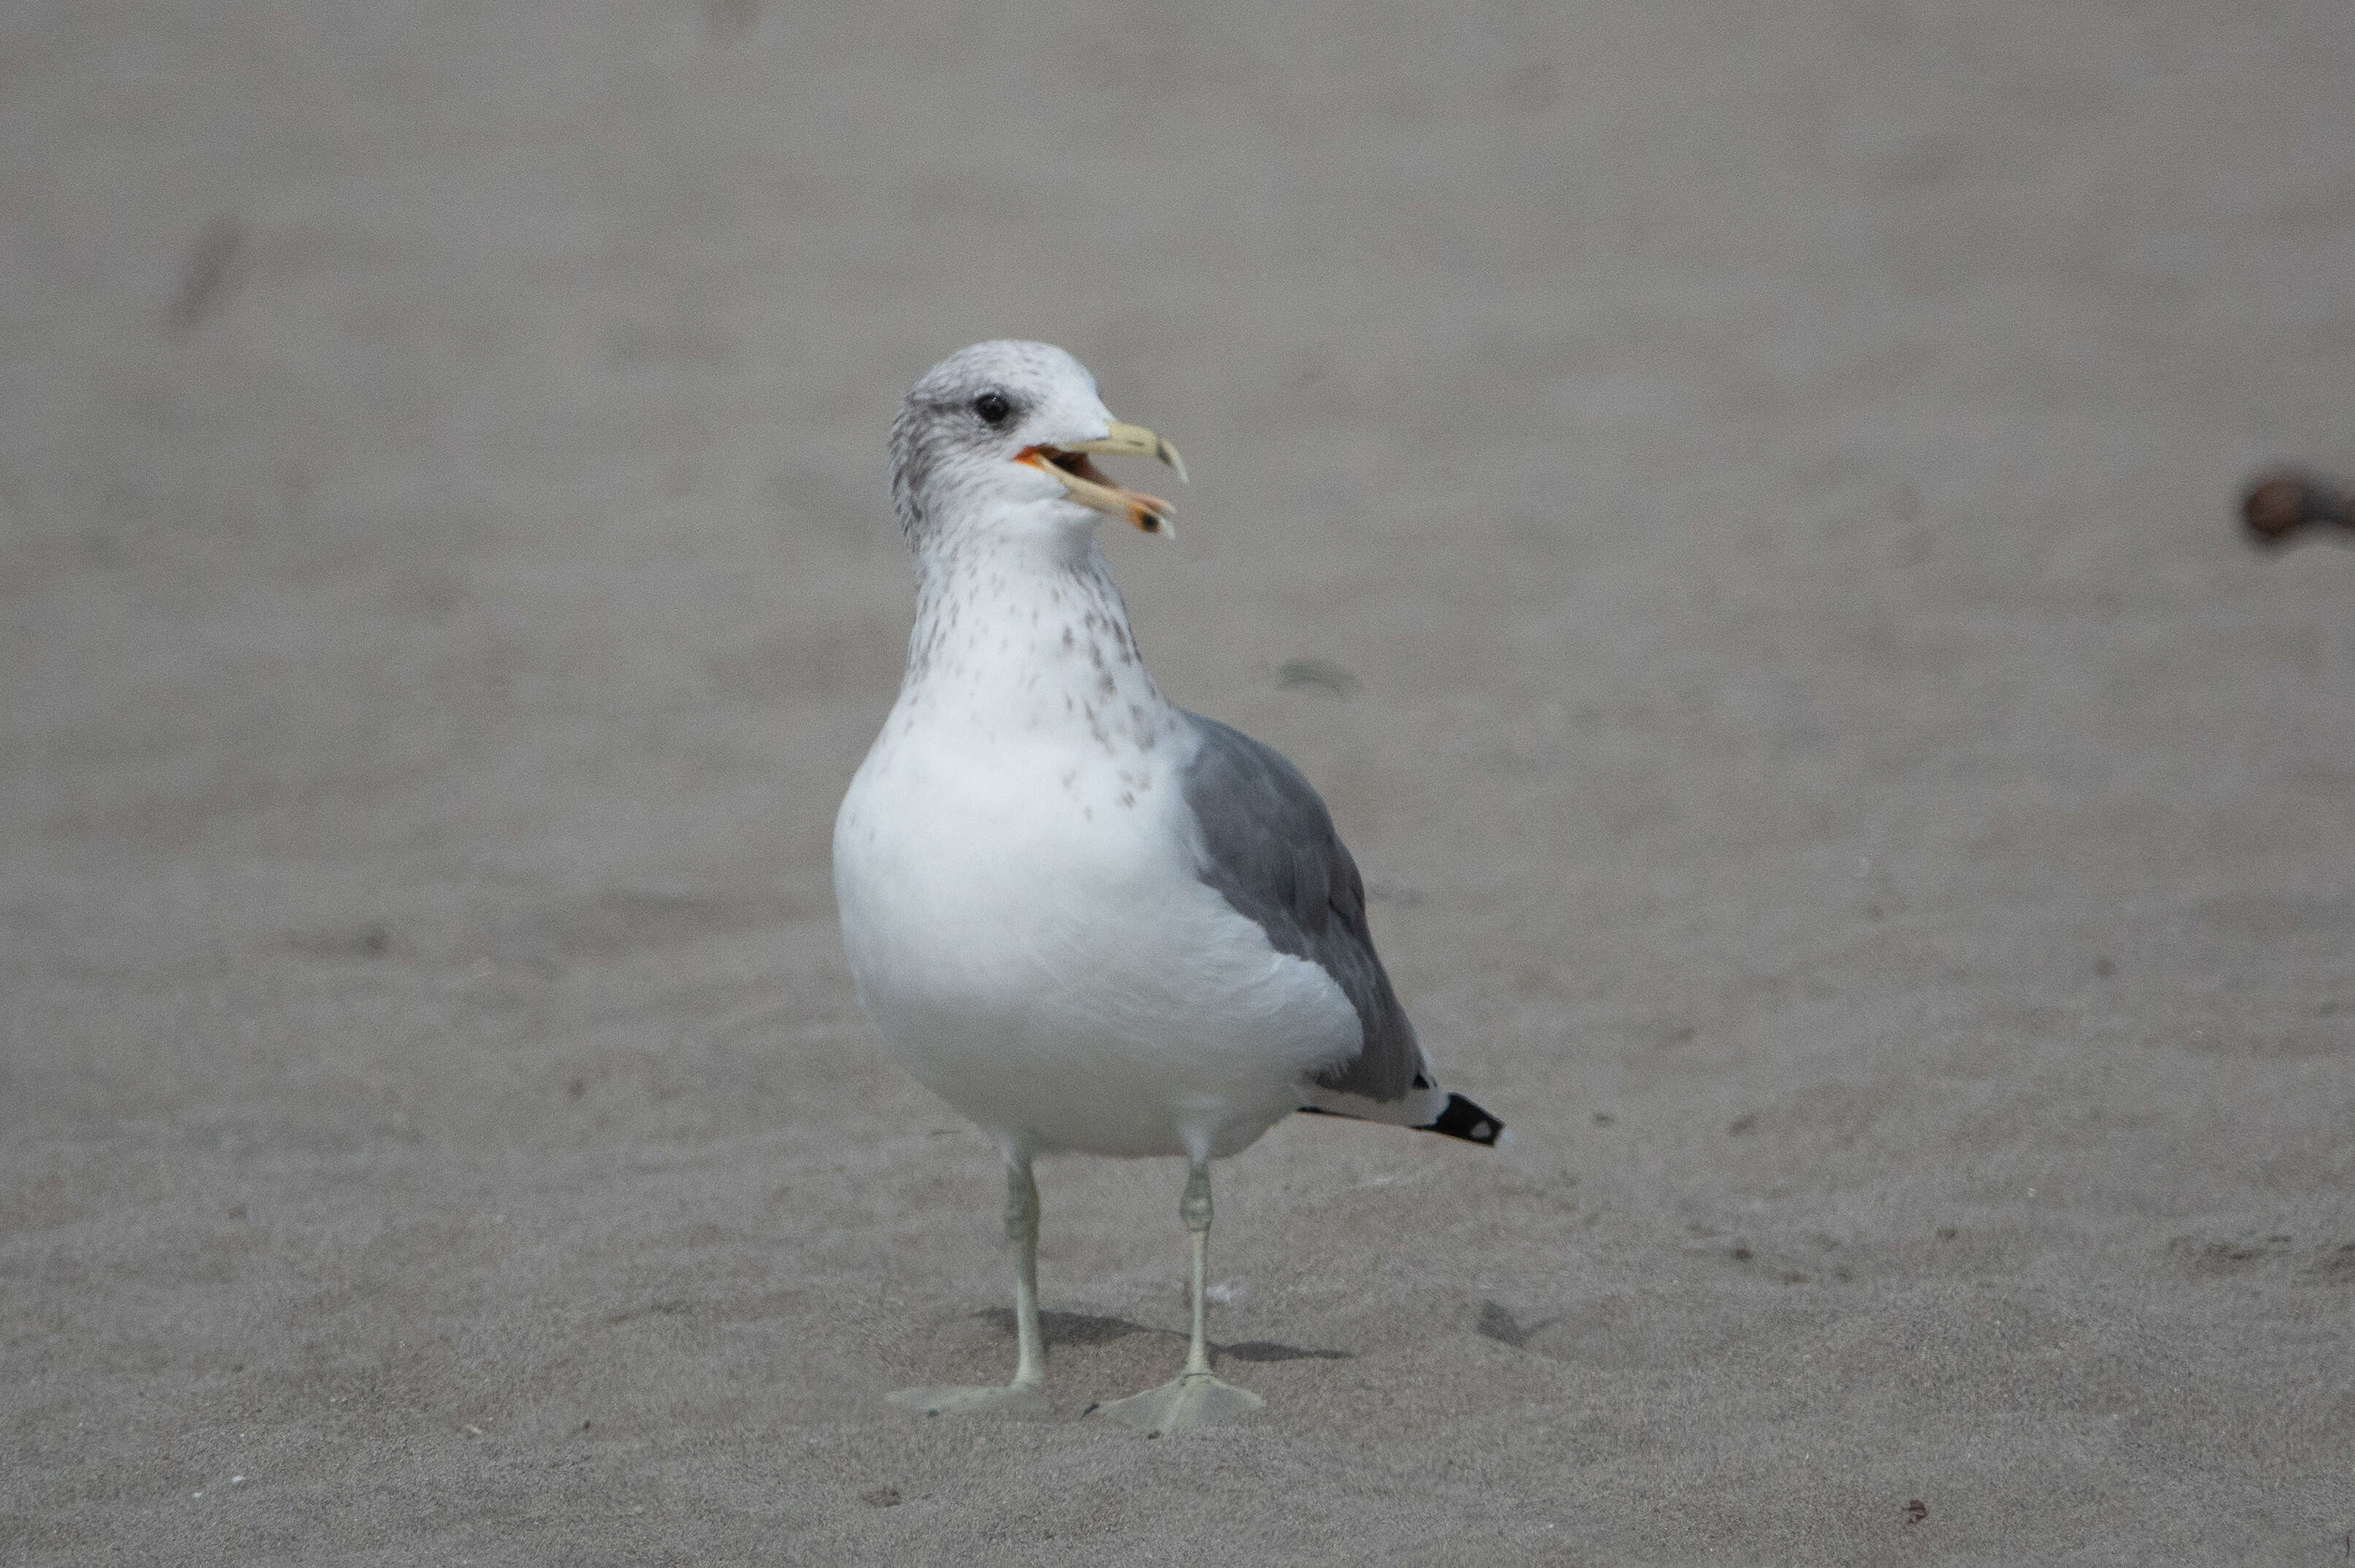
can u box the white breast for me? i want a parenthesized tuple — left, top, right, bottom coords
(832, 565, 1361, 1159)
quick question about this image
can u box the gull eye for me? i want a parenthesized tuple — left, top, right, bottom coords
(972, 391, 1013, 426)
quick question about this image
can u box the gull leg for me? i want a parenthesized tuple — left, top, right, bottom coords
(888, 1152, 1052, 1418)
(1094, 1157, 1264, 1434)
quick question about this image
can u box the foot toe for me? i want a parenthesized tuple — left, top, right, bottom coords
(1093, 1372, 1263, 1434)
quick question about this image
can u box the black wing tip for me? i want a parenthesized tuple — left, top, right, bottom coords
(1418, 1092, 1505, 1148)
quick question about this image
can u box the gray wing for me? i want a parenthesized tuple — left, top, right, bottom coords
(1179, 712, 1429, 1103)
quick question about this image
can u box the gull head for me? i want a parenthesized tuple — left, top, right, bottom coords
(889, 340, 1186, 553)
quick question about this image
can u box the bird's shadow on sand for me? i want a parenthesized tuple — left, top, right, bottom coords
(975, 1307, 1353, 1362)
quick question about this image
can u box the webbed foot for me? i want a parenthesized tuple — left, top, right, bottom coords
(1092, 1371, 1263, 1434)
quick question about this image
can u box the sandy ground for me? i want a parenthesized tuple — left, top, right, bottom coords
(6, 2, 2355, 1563)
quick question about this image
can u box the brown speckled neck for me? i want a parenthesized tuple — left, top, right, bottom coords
(896, 536, 1181, 758)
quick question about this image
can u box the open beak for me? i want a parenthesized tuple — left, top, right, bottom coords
(1018, 420, 1188, 537)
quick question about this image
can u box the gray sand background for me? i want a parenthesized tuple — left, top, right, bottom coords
(5, 2, 2354, 1562)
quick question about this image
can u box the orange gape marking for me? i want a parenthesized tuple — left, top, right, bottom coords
(1018, 447, 1172, 533)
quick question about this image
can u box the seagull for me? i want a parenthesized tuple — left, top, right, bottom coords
(833, 340, 1502, 1433)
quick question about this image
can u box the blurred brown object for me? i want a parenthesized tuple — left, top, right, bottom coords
(2240, 469, 2351, 546)
(166, 214, 246, 337)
